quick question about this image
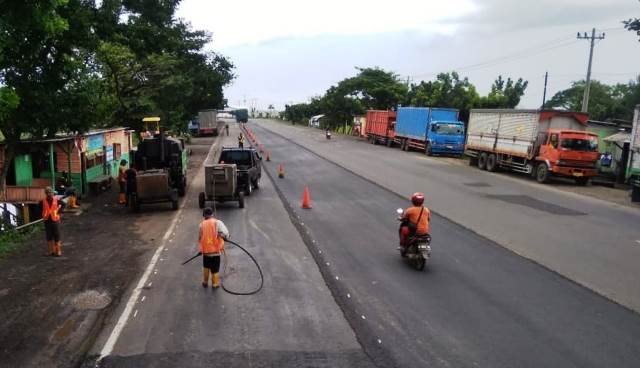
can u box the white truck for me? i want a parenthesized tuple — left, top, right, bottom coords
(197, 109, 218, 136)
(465, 109, 600, 184)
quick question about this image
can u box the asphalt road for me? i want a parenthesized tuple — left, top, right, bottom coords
(91, 125, 374, 368)
(252, 122, 640, 368)
(256, 119, 640, 313)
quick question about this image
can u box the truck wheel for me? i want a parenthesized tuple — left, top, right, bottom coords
(575, 177, 590, 186)
(238, 192, 245, 208)
(536, 163, 550, 183)
(198, 192, 205, 209)
(478, 153, 488, 170)
(425, 142, 433, 156)
(486, 154, 498, 172)
(252, 178, 260, 189)
(245, 182, 252, 196)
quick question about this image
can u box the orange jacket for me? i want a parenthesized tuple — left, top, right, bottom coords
(199, 218, 224, 254)
(42, 197, 61, 222)
(403, 206, 430, 235)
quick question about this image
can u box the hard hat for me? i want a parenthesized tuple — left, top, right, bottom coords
(411, 192, 425, 206)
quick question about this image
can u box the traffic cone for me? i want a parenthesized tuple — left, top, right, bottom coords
(266, 151, 271, 161)
(301, 186, 312, 209)
(278, 164, 285, 178)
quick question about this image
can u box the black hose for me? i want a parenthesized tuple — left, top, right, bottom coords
(221, 239, 264, 295)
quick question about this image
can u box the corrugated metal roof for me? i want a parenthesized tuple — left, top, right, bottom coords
(603, 131, 631, 144)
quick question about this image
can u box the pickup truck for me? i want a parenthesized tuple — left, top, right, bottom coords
(218, 147, 262, 195)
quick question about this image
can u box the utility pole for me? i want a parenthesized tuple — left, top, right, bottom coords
(542, 71, 548, 108)
(577, 28, 605, 113)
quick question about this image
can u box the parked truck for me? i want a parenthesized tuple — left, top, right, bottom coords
(197, 109, 218, 136)
(235, 108, 249, 123)
(396, 107, 465, 156)
(365, 110, 397, 146)
(465, 109, 599, 184)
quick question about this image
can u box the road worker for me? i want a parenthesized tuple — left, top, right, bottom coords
(41, 187, 63, 256)
(125, 164, 137, 206)
(199, 207, 229, 288)
(118, 159, 127, 204)
(398, 192, 430, 251)
(225, 124, 229, 136)
(238, 132, 245, 148)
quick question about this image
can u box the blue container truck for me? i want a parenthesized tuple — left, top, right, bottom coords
(396, 107, 465, 156)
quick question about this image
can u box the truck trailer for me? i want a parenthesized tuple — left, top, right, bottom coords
(465, 109, 599, 184)
(395, 107, 465, 156)
(365, 110, 397, 146)
(197, 109, 218, 136)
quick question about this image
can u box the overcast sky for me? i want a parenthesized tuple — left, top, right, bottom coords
(177, 0, 640, 111)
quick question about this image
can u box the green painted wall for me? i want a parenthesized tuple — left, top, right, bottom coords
(14, 154, 33, 186)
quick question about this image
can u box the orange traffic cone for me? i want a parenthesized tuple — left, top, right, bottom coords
(266, 151, 271, 161)
(302, 186, 312, 209)
(278, 164, 285, 178)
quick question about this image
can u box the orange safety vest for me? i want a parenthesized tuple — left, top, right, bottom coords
(118, 165, 127, 183)
(238, 135, 244, 143)
(42, 197, 61, 222)
(199, 218, 224, 254)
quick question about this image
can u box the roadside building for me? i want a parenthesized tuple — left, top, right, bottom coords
(0, 128, 134, 225)
(587, 119, 633, 184)
(309, 114, 325, 128)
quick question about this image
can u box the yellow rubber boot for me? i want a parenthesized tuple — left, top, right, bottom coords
(47, 241, 54, 256)
(70, 195, 80, 208)
(54, 241, 62, 257)
(202, 268, 210, 287)
(212, 273, 220, 288)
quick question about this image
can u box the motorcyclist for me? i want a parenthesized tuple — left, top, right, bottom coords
(398, 192, 431, 252)
(325, 128, 331, 139)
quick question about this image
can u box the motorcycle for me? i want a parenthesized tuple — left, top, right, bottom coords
(325, 130, 332, 140)
(396, 208, 431, 270)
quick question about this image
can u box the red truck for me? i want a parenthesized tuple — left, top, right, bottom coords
(365, 110, 398, 147)
(465, 109, 599, 184)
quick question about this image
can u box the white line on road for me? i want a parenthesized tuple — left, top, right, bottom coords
(141, 296, 145, 302)
(98, 194, 186, 360)
(636, 240, 640, 245)
(133, 310, 138, 318)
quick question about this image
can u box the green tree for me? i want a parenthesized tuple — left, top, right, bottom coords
(624, 1, 640, 41)
(479, 76, 528, 108)
(544, 78, 640, 121)
(406, 72, 480, 122)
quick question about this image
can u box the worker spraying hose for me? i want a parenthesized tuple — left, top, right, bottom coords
(182, 207, 264, 295)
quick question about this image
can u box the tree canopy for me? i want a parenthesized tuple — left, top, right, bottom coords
(0, 0, 234, 193)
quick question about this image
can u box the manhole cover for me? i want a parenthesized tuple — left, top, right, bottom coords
(71, 290, 111, 310)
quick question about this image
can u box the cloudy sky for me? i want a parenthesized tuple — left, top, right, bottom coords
(177, 0, 640, 111)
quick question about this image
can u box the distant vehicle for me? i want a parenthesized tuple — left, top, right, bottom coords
(396, 107, 465, 156)
(365, 110, 397, 146)
(199, 164, 245, 209)
(309, 114, 325, 128)
(188, 118, 199, 136)
(235, 109, 249, 123)
(465, 109, 599, 184)
(218, 147, 262, 196)
(197, 109, 219, 136)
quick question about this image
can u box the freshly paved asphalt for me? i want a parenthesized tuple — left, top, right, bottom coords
(92, 125, 374, 368)
(257, 119, 640, 313)
(252, 122, 640, 368)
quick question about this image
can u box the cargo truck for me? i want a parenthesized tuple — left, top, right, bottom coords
(235, 109, 249, 123)
(365, 110, 397, 146)
(465, 109, 599, 184)
(396, 107, 465, 156)
(197, 109, 218, 136)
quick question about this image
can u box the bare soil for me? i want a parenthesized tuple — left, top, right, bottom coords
(0, 136, 216, 368)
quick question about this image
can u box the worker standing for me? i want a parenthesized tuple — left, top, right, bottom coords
(125, 164, 137, 207)
(225, 124, 229, 136)
(41, 187, 62, 257)
(238, 133, 245, 148)
(199, 207, 229, 288)
(118, 159, 127, 204)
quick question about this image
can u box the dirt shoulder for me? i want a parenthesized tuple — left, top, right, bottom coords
(261, 119, 639, 209)
(0, 136, 216, 368)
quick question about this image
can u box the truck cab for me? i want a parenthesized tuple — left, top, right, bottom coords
(535, 129, 599, 184)
(426, 121, 465, 156)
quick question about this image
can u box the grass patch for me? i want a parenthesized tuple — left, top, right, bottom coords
(0, 223, 43, 258)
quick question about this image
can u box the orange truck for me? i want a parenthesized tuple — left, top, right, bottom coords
(465, 109, 599, 184)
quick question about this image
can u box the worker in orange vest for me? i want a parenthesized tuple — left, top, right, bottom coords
(199, 207, 229, 288)
(41, 187, 63, 256)
(238, 133, 245, 148)
(117, 159, 127, 204)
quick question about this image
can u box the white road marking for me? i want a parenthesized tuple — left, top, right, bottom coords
(347, 293, 351, 298)
(98, 194, 186, 360)
(361, 315, 366, 320)
(140, 296, 145, 302)
(326, 262, 330, 266)
(133, 310, 138, 318)
(636, 240, 640, 245)
(377, 339, 382, 344)
(147, 282, 152, 287)
(335, 276, 340, 280)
